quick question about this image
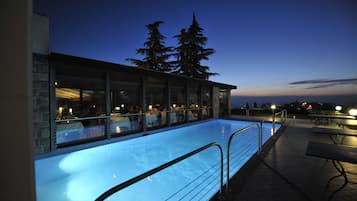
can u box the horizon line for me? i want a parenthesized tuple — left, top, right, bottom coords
(232, 93, 357, 97)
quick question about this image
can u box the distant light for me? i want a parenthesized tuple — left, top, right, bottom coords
(54, 81, 58, 86)
(195, 104, 199, 108)
(148, 105, 152, 110)
(270, 104, 276, 110)
(307, 104, 313, 110)
(348, 108, 357, 116)
(335, 105, 342, 111)
(59, 107, 63, 113)
(92, 105, 96, 108)
(121, 104, 124, 108)
(69, 108, 73, 114)
(172, 104, 176, 108)
(115, 106, 120, 110)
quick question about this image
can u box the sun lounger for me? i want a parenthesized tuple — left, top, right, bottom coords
(306, 141, 357, 201)
(312, 127, 357, 144)
(308, 114, 355, 125)
(306, 141, 357, 163)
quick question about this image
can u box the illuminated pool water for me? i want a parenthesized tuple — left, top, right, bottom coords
(35, 119, 280, 201)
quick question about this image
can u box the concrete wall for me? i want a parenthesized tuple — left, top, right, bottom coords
(32, 53, 50, 154)
(212, 87, 220, 118)
(0, 0, 36, 200)
(32, 13, 49, 54)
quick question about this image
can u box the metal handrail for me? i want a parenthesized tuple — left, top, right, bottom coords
(274, 109, 287, 122)
(111, 113, 143, 117)
(56, 112, 144, 123)
(95, 142, 224, 201)
(272, 109, 287, 132)
(55, 115, 109, 123)
(226, 122, 262, 191)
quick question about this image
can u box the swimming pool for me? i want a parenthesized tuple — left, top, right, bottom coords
(35, 119, 280, 201)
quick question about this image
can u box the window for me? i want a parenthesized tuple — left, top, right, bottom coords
(146, 77, 167, 128)
(188, 87, 200, 121)
(170, 86, 186, 124)
(219, 89, 228, 116)
(55, 74, 106, 145)
(111, 81, 142, 135)
(202, 87, 212, 119)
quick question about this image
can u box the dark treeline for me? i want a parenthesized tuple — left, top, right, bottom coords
(126, 13, 217, 80)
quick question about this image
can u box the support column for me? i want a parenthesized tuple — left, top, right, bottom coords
(49, 65, 56, 151)
(227, 89, 232, 117)
(199, 85, 203, 120)
(105, 72, 111, 139)
(166, 81, 171, 126)
(141, 76, 147, 131)
(185, 82, 189, 123)
(212, 87, 220, 118)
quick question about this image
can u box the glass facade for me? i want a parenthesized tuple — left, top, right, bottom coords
(51, 55, 234, 149)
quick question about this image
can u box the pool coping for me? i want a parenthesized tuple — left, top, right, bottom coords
(36, 118, 281, 160)
(36, 118, 218, 159)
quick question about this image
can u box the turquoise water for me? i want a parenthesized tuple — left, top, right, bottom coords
(35, 119, 280, 201)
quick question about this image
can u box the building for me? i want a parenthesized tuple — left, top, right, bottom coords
(32, 14, 236, 155)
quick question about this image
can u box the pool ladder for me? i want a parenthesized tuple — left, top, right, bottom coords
(96, 121, 271, 201)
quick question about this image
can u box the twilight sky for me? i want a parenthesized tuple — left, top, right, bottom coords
(34, 0, 357, 96)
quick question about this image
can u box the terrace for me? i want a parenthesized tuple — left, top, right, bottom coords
(4, 3, 357, 201)
(225, 116, 357, 201)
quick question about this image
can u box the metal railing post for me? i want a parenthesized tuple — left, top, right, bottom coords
(272, 112, 276, 134)
(226, 123, 260, 191)
(259, 120, 263, 153)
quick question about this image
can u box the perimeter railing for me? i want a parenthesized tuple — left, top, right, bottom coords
(272, 109, 287, 133)
(95, 142, 224, 201)
(226, 122, 262, 191)
(95, 120, 277, 200)
(55, 113, 144, 145)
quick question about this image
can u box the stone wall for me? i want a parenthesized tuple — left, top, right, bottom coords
(32, 53, 50, 154)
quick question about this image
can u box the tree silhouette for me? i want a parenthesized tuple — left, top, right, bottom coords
(173, 28, 191, 76)
(173, 13, 218, 79)
(127, 21, 173, 72)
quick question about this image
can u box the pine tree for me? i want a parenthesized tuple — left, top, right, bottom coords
(127, 21, 173, 72)
(173, 13, 218, 79)
(173, 29, 191, 76)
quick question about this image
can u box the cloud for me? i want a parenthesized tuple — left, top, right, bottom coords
(304, 83, 337, 89)
(289, 78, 357, 89)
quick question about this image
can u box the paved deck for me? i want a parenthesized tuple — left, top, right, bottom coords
(225, 118, 357, 201)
